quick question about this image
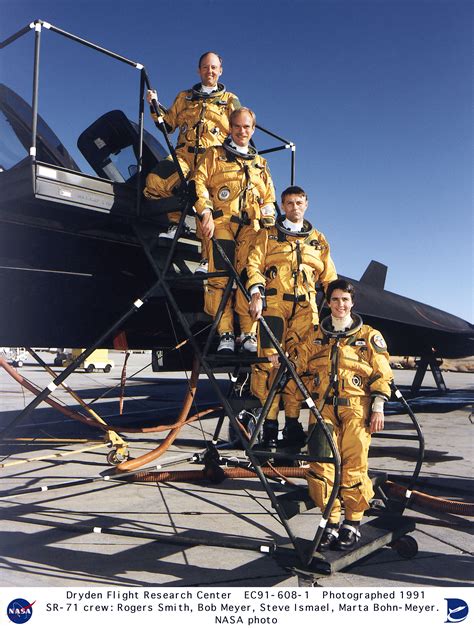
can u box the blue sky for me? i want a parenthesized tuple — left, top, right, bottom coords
(1, 0, 472, 323)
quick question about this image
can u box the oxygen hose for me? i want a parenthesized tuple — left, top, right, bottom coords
(0, 356, 106, 431)
(1, 357, 472, 515)
(128, 466, 474, 516)
(0, 355, 218, 435)
(384, 480, 474, 516)
(130, 466, 307, 483)
(116, 357, 202, 472)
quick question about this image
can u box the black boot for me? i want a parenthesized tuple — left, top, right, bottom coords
(261, 420, 279, 449)
(318, 524, 340, 551)
(281, 419, 306, 449)
(336, 521, 361, 550)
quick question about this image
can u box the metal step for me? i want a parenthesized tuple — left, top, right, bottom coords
(276, 514, 416, 575)
(276, 471, 389, 519)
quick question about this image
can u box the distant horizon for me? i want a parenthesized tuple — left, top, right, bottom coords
(0, 0, 472, 325)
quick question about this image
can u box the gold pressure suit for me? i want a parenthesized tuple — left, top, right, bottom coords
(143, 155, 190, 224)
(306, 315, 392, 523)
(152, 83, 241, 169)
(246, 218, 337, 420)
(152, 83, 240, 247)
(192, 141, 276, 336)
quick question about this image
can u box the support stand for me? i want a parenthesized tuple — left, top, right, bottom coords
(0, 22, 425, 573)
(132, 215, 341, 566)
(411, 356, 448, 395)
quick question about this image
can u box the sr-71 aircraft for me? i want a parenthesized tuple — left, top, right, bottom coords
(0, 23, 472, 387)
(0, 22, 469, 577)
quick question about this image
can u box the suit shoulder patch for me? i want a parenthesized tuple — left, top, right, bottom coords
(371, 333, 387, 352)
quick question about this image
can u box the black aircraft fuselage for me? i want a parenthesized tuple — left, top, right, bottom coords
(0, 81, 472, 365)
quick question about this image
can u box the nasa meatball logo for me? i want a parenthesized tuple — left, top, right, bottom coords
(217, 186, 230, 201)
(352, 375, 362, 387)
(7, 599, 35, 624)
(445, 598, 469, 623)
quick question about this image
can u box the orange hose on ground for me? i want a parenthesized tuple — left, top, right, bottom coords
(130, 466, 307, 483)
(385, 480, 474, 516)
(0, 356, 220, 434)
(116, 356, 203, 472)
(3, 357, 471, 516)
(127, 468, 474, 516)
(0, 356, 102, 430)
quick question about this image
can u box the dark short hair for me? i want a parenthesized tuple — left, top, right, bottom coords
(326, 279, 356, 302)
(198, 51, 223, 68)
(281, 185, 307, 201)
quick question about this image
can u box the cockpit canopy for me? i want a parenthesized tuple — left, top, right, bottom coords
(0, 83, 79, 171)
(0, 82, 167, 184)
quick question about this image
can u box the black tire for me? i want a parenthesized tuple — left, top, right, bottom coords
(103, 364, 112, 373)
(228, 409, 261, 445)
(86, 364, 94, 373)
(106, 451, 117, 465)
(392, 535, 418, 559)
(106, 450, 129, 465)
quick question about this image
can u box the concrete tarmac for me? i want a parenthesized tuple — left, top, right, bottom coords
(0, 352, 472, 587)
